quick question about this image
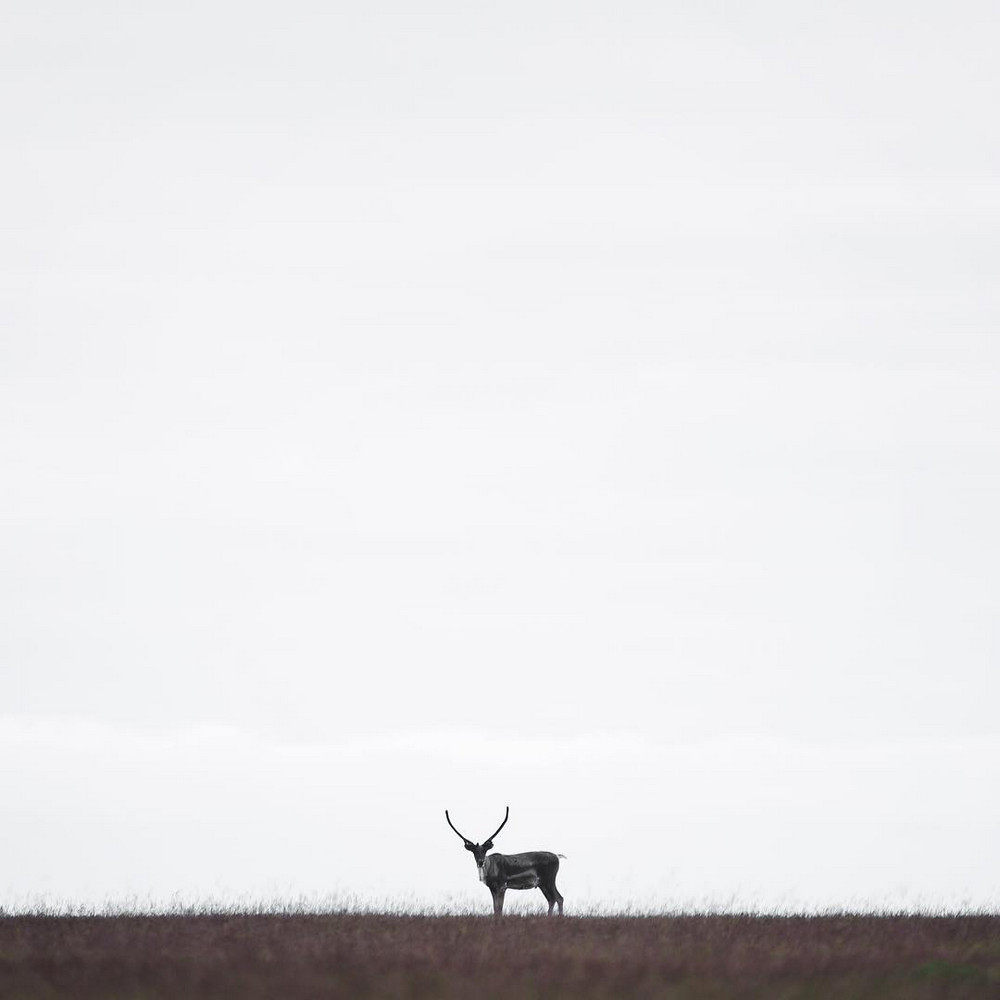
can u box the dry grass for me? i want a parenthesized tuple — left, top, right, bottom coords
(1, 911, 998, 998)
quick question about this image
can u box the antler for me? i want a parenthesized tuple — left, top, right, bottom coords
(484, 806, 510, 844)
(444, 810, 472, 843)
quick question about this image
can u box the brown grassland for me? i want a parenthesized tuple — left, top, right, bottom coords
(1, 912, 998, 999)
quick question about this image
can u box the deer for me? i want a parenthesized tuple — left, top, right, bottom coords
(445, 806, 564, 917)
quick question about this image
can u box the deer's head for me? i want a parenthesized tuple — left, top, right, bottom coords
(445, 807, 510, 877)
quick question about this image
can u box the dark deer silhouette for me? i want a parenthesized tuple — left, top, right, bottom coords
(445, 806, 564, 916)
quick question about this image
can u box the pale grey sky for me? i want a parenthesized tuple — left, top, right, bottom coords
(2, 0, 998, 912)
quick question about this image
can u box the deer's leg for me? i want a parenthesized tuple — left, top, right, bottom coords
(551, 878, 564, 915)
(539, 884, 556, 915)
(491, 886, 506, 918)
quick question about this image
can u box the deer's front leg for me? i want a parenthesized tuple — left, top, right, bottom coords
(491, 884, 506, 918)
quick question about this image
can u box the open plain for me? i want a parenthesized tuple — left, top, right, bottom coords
(1, 911, 998, 999)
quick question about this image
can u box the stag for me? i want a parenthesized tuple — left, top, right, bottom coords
(445, 806, 564, 917)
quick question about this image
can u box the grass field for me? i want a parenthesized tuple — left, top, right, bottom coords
(1, 911, 998, 999)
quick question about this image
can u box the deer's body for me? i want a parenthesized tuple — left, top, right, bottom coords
(445, 807, 565, 917)
(479, 850, 563, 916)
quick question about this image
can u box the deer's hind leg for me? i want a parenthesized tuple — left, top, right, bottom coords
(549, 877, 564, 915)
(540, 878, 564, 915)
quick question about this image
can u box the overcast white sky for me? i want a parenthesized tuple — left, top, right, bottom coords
(2, 0, 998, 913)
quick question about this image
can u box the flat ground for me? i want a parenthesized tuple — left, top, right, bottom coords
(1, 913, 998, 999)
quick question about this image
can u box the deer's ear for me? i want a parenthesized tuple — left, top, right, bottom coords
(483, 840, 494, 850)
